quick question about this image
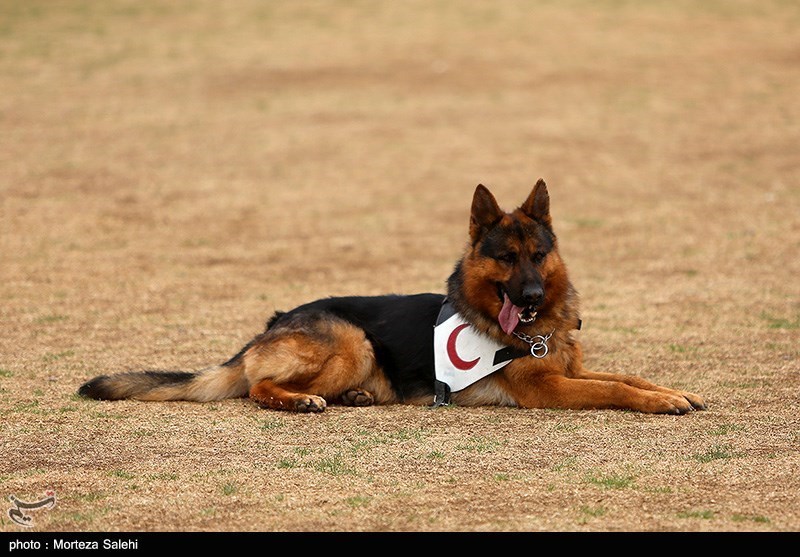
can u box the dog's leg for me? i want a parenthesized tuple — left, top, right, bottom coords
(242, 316, 393, 412)
(570, 369, 706, 410)
(559, 344, 706, 410)
(516, 374, 696, 414)
(250, 378, 327, 412)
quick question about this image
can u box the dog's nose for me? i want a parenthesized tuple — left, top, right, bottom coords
(522, 286, 544, 307)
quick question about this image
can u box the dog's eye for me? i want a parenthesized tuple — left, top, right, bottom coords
(531, 252, 546, 263)
(497, 252, 518, 264)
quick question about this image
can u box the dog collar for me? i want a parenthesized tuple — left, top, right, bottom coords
(432, 299, 581, 407)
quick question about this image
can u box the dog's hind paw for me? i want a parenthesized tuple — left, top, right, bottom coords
(341, 389, 374, 407)
(295, 395, 327, 413)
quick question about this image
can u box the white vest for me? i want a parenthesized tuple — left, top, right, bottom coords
(433, 301, 528, 401)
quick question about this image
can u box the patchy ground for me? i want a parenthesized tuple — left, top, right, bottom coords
(1, 0, 798, 532)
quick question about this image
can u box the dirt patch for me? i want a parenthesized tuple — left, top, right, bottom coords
(1, 0, 798, 532)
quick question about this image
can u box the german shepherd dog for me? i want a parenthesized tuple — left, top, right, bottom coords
(79, 181, 706, 414)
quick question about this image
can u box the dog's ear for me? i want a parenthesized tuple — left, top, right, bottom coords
(470, 184, 504, 244)
(520, 179, 551, 226)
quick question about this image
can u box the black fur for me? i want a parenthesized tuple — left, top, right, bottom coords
(267, 293, 445, 401)
(478, 219, 554, 261)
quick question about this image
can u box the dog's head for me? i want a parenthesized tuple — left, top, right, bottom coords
(451, 179, 569, 336)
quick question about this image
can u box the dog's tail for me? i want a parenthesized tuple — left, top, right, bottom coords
(77, 362, 249, 402)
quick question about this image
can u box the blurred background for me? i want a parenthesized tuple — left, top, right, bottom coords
(3, 1, 797, 361)
(2, 0, 798, 367)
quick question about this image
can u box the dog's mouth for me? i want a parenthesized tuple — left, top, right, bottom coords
(496, 285, 538, 335)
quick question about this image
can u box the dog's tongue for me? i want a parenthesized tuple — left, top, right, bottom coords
(498, 294, 523, 335)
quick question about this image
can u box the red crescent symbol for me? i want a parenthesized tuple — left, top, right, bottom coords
(447, 324, 480, 371)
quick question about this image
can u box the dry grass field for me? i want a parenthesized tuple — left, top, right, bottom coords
(1, 0, 798, 532)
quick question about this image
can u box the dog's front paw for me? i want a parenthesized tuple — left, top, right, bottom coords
(641, 392, 695, 415)
(678, 390, 706, 411)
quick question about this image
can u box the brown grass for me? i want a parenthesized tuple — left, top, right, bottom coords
(1, 0, 798, 532)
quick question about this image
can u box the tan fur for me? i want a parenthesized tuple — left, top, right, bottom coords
(451, 375, 517, 407)
(243, 319, 396, 411)
(134, 366, 248, 402)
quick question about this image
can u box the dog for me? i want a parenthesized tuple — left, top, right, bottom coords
(79, 180, 706, 414)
